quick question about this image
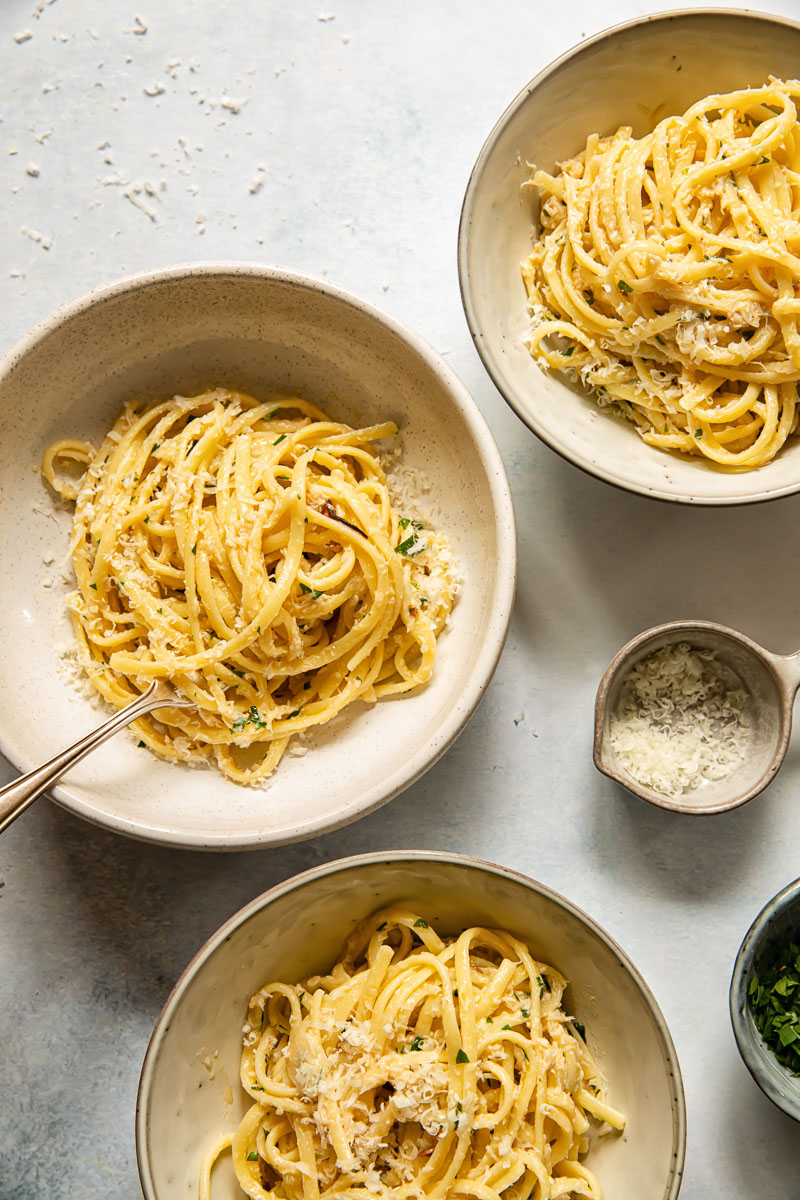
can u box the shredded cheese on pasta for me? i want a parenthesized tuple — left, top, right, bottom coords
(42, 389, 454, 784)
(522, 78, 800, 469)
(201, 907, 625, 1200)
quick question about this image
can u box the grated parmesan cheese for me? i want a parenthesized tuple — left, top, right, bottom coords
(608, 642, 752, 797)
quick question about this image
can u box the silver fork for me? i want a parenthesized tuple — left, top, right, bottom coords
(0, 681, 194, 834)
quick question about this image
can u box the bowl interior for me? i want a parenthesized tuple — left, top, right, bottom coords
(731, 878, 800, 1122)
(137, 855, 685, 1200)
(460, 9, 800, 504)
(0, 267, 514, 847)
(596, 624, 786, 813)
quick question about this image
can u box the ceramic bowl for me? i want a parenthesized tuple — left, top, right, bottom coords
(458, 9, 800, 505)
(0, 264, 515, 848)
(136, 851, 686, 1200)
(730, 876, 800, 1122)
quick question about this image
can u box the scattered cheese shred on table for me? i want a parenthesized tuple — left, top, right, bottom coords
(608, 642, 752, 797)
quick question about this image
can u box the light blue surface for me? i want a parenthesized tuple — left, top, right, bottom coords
(1, 1, 799, 1197)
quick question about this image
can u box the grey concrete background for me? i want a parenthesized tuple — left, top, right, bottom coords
(1, 1, 799, 1197)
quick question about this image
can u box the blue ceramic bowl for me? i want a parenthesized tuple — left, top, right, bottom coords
(730, 877, 800, 1122)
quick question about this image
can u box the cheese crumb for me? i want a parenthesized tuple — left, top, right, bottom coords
(608, 642, 752, 796)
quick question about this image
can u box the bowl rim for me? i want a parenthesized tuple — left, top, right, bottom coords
(135, 848, 687, 1200)
(729, 874, 800, 1122)
(457, 6, 800, 508)
(0, 262, 517, 850)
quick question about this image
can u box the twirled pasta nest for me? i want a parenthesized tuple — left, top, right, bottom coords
(523, 79, 800, 469)
(43, 389, 454, 783)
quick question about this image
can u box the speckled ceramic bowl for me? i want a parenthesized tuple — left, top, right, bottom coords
(730, 876, 800, 1122)
(459, 8, 800, 505)
(0, 264, 515, 848)
(136, 851, 686, 1200)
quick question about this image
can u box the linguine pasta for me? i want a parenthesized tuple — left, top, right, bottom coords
(522, 78, 800, 469)
(42, 389, 454, 784)
(201, 907, 625, 1200)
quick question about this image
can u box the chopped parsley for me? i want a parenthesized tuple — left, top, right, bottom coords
(655, 335, 666, 347)
(231, 705, 267, 733)
(760, 156, 770, 164)
(399, 516, 423, 531)
(410, 1035, 424, 1052)
(273, 433, 287, 446)
(455, 1048, 469, 1064)
(246, 1151, 259, 1162)
(748, 934, 800, 1074)
(89, 582, 98, 591)
(564, 345, 574, 357)
(299, 582, 324, 599)
(396, 532, 425, 556)
(287, 708, 302, 719)
(617, 279, 634, 294)
(413, 918, 429, 928)
(191, 543, 197, 555)
(138, 740, 146, 748)
(694, 429, 704, 439)
(573, 1020, 586, 1040)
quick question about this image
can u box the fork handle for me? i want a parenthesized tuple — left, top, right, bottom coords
(0, 682, 170, 834)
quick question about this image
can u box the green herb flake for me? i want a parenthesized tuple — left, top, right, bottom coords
(564, 346, 574, 357)
(231, 705, 268, 733)
(760, 156, 770, 164)
(138, 740, 146, 748)
(299, 582, 324, 599)
(89, 582, 98, 591)
(377, 921, 387, 931)
(246, 1151, 259, 1162)
(273, 433, 287, 446)
(617, 279, 634, 294)
(191, 543, 197, 555)
(413, 918, 429, 928)
(655, 335, 666, 347)
(396, 533, 425, 557)
(288, 708, 302, 719)
(502, 1024, 511, 1031)
(455, 1048, 469, 1064)
(486, 1016, 493, 1023)
(410, 1036, 424, 1052)
(694, 429, 704, 439)
(573, 1020, 586, 1040)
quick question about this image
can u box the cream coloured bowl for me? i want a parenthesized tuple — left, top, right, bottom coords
(0, 265, 515, 848)
(136, 852, 686, 1200)
(459, 8, 800, 505)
